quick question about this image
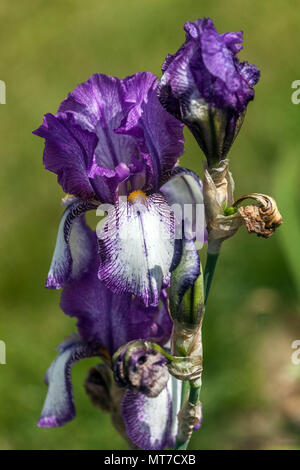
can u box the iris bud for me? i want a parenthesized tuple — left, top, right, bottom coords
(169, 238, 204, 327)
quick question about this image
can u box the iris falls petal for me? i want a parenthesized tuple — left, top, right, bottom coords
(98, 193, 174, 307)
(45, 199, 96, 289)
(121, 376, 182, 450)
(38, 335, 98, 427)
(60, 231, 172, 354)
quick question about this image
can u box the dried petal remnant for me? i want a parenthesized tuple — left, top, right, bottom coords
(177, 400, 202, 443)
(235, 193, 282, 238)
(113, 341, 169, 398)
(84, 364, 112, 412)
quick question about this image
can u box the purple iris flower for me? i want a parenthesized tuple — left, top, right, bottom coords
(157, 18, 260, 164)
(38, 223, 181, 450)
(34, 72, 204, 307)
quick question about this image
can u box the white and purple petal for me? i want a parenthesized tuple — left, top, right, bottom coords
(121, 376, 181, 450)
(45, 199, 95, 289)
(38, 335, 98, 427)
(98, 193, 174, 307)
(160, 167, 206, 249)
(60, 234, 172, 355)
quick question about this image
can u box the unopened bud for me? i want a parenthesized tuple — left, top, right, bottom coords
(169, 238, 204, 326)
(177, 97, 246, 167)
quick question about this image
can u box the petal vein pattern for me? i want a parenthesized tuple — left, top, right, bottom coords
(98, 194, 174, 307)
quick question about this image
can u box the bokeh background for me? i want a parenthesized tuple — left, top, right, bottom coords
(0, 0, 299, 450)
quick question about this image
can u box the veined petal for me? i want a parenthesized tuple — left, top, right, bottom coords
(116, 73, 184, 190)
(220, 31, 244, 54)
(36, 73, 184, 200)
(60, 234, 172, 355)
(88, 161, 130, 203)
(33, 113, 97, 200)
(59, 74, 138, 172)
(98, 193, 174, 307)
(121, 376, 181, 450)
(200, 19, 242, 91)
(38, 335, 98, 427)
(45, 199, 95, 289)
(158, 17, 260, 116)
(160, 167, 206, 249)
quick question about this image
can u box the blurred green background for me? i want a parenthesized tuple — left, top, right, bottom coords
(0, 0, 299, 450)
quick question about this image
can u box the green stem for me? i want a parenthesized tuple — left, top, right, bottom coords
(175, 438, 189, 450)
(180, 381, 190, 406)
(204, 251, 220, 305)
(189, 384, 201, 405)
(175, 250, 221, 450)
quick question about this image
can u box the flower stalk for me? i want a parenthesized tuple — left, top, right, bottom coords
(168, 243, 204, 449)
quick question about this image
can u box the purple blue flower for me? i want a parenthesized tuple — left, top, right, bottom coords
(34, 72, 205, 307)
(38, 225, 181, 449)
(157, 18, 260, 164)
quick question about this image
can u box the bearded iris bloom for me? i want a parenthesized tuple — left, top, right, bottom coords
(34, 71, 205, 449)
(157, 18, 260, 165)
(34, 72, 204, 307)
(38, 225, 182, 450)
(32, 15, 282, 452)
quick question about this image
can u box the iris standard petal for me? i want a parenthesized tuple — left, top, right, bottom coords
(98, 193, 174, 307)
(33, 112, 98, 199)
(36, 73, 184, 201)
(59, 74, 138, 171)
(116, 72, 184, 190)
(121, 376, 181, 450)
(38, 335, 98, 427)
(88, 161, 131, 203)
(45, 199, 95, 289)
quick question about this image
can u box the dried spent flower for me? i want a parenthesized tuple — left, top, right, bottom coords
(177, 399, 202, 443)
(234, 193, 282, 238)
(113, 341, 169, 398)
